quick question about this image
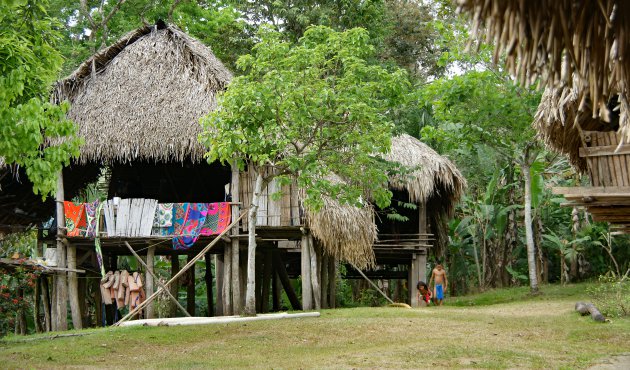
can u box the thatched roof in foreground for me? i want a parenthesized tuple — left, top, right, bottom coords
(458, 0, 630, 141)
(53, 23, 232, 164)
(533, 83, 617, 173)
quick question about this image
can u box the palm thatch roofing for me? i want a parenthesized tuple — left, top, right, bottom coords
(458, 0, 630, 143)
(53, 22, 232, 164)
(306, 134, 466, 268)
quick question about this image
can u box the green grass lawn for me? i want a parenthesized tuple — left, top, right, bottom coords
(1, 283, 628, 369)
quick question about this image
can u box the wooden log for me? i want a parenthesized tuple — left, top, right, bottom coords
(119, 312, 321, 327)
(261, 250, 273, 313)
(54, 171, 68, 331)
(187, 255, 196, 316)
(273, 251, 302, 310)
(215, 254, 223, 316)
(575, 302, 606, 322)
(301, 234, 313, 310)
(222, 243, 233, 315)
(145, 246, 156, 319)
(309, 235, 321, 310)
(205, 253, 214, 317)
(67, 243, 82, 329)
(328, 257, 336, 309)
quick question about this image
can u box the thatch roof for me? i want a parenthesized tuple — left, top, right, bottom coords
(306, 200, 377, 270)
(53, 23, 232, 165)
(458, 0, 630, 141)
(306, 134, 466, 267)
(533, 82, 617, 173)
(385, 134, 467, 217)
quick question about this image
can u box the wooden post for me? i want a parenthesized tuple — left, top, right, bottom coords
(34, 277, 43, 333)
(170, 254, 180, 317)
(309, 235, 321, 309)
(273, 250, 302, 310)
(301, 233, 313, 310)
(67, 241, 82, 329)
(54, 171, 68, 331)
(261, 250, 273, 313)
(321, 253, 329, 309)
(187, 255, 196, 316)
(255, 251, 263, 312)
(205, 253, 214, 316)
(215, 254, 223, 316)
(230, 160, 241, 314)
(222, 243, 233, 315)
(272, 265, 280, 311)
(90, 252, 102, 327)
(410, 254, 421, 307)
(145, 246, 156, 319)
(78, 270, 88, 327)
(328, 257, 336, 308)
(42, 276, 52, 331)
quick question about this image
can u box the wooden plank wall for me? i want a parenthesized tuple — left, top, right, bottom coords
(239, 165, 302, 230)
(582, 131, 630, 187)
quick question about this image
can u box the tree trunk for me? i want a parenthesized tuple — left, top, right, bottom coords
(522, 157, 539, 293)
(301, 233, 313, 310)
(309, 235, 321, 310)
(244, 172, 264, 315)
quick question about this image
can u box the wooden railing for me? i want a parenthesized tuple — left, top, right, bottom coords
(580, 130, 630, 187)
(373, 233, 432, 252)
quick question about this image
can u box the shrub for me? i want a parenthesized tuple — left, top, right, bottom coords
(587, 274, 630, 318)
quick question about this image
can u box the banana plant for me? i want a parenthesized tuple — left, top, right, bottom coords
(543, 230, 590, 284)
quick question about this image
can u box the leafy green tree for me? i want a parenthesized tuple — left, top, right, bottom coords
(0, 0, 81, 197)
(201, 26, 408, 314)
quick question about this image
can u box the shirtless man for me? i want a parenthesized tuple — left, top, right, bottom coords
(428, 263, 448, 306)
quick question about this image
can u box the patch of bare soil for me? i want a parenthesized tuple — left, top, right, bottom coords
(589, 354, 630, 369)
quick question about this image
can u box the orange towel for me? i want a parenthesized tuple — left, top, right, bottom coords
(63, 201, 86, 237)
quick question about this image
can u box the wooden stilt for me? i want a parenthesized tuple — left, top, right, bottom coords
(273, 251, 302, 310)
(205, 253, 214, 316)
(239, 252, 247, 309)
(42, 276, 52, 331)
(222, 243, 233, 315)
(78, 271, 88, 327)
(321, 253, 329, 309)
(34, 277, 43, 333)
(170, 254, 180, 317)
(308, 235, 321, 310)
(230, 160, 241, 314)
(261, 250, 272, 313)
(328, 257, 336, 309)
(301, 234, 313, 310)
(54, 171, 68, 331)
(272, 264, 280, 312)
(145, 246, 155, 319)
(255, 251, 263, 312)
(90, 252, 102, 328)
(215, 254, 224, 316)
(187, 255, 196, 316)
(67, 242, 82, 329)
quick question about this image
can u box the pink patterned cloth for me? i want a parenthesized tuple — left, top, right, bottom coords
(200, 202, 231, 236)
(172, 203, 208, 250)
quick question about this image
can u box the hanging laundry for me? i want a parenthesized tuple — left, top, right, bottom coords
(173, 203, 209, 250)
(151, 203, 174, 236)
(63, 201, 86, 237)
(200, 202, 231, 236)
(172, 203, 189, 236)
(84, 200, 101, 237)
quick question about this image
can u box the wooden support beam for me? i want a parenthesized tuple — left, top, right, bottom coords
(272, 263, 280, 311)
(54, 171, 68, 331)
(205, 252, 214, 317)
(222, 242, 233, 316)
(320, 253, 329, 309)
(309, 235, 321, 310)
(273, 250, 302, 310)
(170, 254, 180, 317)
(187, 255, 196, 316)
(231, 161, 241, 315)
(261, 250, 272, 313)
(67, 242, 82, 329)
(215, 254, 223, 316)
(41, 276, 52, 331)
(301, 233, 313, 310)
(145, 246, 156, 319)
(328, 257, 336, 309)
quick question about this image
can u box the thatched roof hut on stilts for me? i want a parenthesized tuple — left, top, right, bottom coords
(458, 0, 630, 231)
